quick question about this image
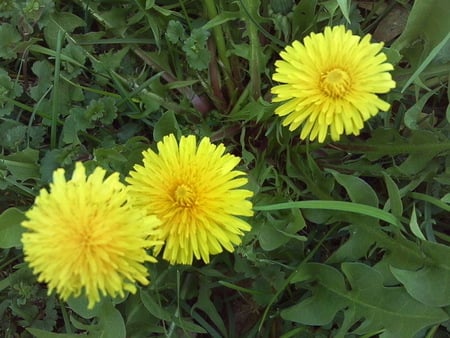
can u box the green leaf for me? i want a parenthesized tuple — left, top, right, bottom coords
(166, 20, 186, 44)
(44, 12, 86, 49)
(282, 263, 448, 337)
(97, 302, 126, 338)
(0, 23, 21, 59)
(259, 210, 306, 251)
(382, 172, 403, 218)
(26, 328, 89, 338)
(93, 47, 129, 74)
(392, 0, 450, 56)
(0, 148, 40, 181)
(140, 289, 172, 321)
(0, 68, 23, 116)
(328, 169, 379, 207)
(391, 240, 450, 307)
(192, 280, 227, 337)
(30, 60, 54, 101)
(336, 0, 351, 23)
(404, 89, 438, 129)
(182, 28, 211, 71)
(0, 208, 26, 249)
(153, 111, 180, 142)
(408, 204, 425, 240)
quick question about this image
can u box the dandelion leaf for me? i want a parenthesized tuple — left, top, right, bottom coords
(391, 240, 450, 307)
(282, 262, 448, 337)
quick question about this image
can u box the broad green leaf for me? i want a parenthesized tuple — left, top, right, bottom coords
(328, 169, 379, 207)
(153, 111, 180, 142)
(282, 263, 448, 337)
(44, 12, 86, 49)
(0, 148, 40, 181)
(0, 208, 26, 249)
(67, 296, 104, 319)
(391, 240, 450, 307)
(291, 0, 317, 38)
(404, 89, 438, 129)
(392, 0, 450, 55)
(0, 23, 21, 59)
(327, 214, 426, 282)
(97, 302, 126, 338)
(140, 289, 171, 321)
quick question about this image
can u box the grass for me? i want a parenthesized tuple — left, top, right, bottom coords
(0, 0, 449, 337)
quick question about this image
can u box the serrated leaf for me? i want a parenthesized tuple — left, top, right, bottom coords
(182, 28, 211, 71)
(44, 12, 86, 49)
(0, 68, 23, 116)
(29, 60, 54, 101)
(392, 0, 450, 58)
(0, 208, 26, 249)
(0, 23, 21, 59)
(391, 240, 450, 307)
(166, 20, 186, 44)
(93, 47, 129, 74)
(282, 262, 448, 337)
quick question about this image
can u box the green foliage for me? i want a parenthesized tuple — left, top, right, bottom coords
(0, 0, 449, 337)
(282, 262, 448, 337)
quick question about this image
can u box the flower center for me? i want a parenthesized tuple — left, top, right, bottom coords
(174, 184, 196, 207)
(319, 68, 351, 98)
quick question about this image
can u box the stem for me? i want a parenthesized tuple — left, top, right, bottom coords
(203, 0, 235, 100)
(51, 29, 63, 149)
(241, 0, 261, 99)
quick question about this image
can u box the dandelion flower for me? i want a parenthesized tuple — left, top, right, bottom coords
(21, 162, 161, 309)
(126, 134, 254, 265)
(272, 25, 396, 142)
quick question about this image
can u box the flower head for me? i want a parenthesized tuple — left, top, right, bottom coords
(271, 25, 396, 142)
(126, 134, 253, 265)
(21, 162, 161, 309)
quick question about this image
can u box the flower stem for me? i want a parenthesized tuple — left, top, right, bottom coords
(241, 0, 262, 99)
(203, 0, 235, 100)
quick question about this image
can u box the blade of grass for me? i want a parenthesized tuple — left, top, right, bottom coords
(254, 200, 402, 228)
(50, 29, 63, 149)
(203, 0, 235, 100)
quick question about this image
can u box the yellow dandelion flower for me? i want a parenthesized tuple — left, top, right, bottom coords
(21, 162, 161, 309)
(272, 25, 396, 142)
(126, 134, 254, 265)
